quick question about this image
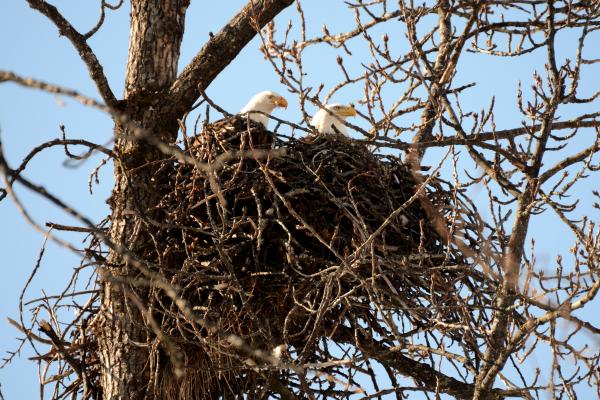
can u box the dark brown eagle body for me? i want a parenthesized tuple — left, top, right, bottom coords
(191, 115, 275, 154)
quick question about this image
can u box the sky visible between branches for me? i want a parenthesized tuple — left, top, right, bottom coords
(0, 1, 598, 399)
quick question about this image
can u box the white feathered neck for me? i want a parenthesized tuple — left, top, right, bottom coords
(310, 104, 351, 135)
(240, 91, 281, 128)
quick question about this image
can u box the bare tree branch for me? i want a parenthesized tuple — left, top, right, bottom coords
(26, 0, 118, 108)
(166, 0, 294, 121)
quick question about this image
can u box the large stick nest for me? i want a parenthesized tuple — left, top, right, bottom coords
(121, 119, 497, 398)
(58, 118, 499, 398)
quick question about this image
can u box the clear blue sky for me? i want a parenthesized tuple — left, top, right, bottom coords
(1, 1, 598, 399)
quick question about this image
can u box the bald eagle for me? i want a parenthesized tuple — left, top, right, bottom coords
(240, 91, 288, 128)
(194, 91, 287, 151)
(310, 104, 357, 136)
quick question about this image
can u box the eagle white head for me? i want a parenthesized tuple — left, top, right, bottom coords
(310, 103, 357, 135)
(239, 91, 288, 128)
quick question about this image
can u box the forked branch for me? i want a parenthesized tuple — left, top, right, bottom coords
(166, 0, 294, 121)
(26, 0, 118, 108)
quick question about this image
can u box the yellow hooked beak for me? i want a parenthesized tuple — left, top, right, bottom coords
(337, 105, 357, 117)
(273, 96, 288, 109)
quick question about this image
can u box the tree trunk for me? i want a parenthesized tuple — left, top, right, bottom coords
(93, 1, 295, 397)
(97, 1, 188, 399)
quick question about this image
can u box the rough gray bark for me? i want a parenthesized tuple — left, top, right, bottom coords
(96, 1, 293, 398)
(97, 2, 188, 398)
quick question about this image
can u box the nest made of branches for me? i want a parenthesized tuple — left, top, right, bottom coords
(136, 125, 494, 396)
(69, 120, 499, 399)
